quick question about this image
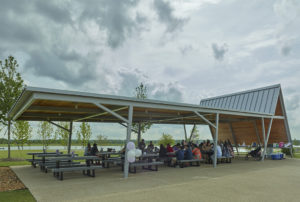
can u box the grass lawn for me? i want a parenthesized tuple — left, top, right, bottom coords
(0, 189, 36, 202)
(0, 149, 85, 167)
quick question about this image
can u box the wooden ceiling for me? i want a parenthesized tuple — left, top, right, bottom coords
(17, 99, 259, 124)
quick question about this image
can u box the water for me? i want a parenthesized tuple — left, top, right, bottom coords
(0, 145, 122, 151)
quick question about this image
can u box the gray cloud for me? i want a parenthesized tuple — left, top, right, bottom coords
(211, 43, 228, 61)
(153, 0, 187, 32)
(25, 49, 97, 86)
(151, 83, 183, 102)
(281, 45, 291, 56)
(34, 1, 72, 24)
(79, 0, 146, 49)
(179, 45, 193, 56)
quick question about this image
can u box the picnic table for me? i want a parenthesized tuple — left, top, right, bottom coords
(48, 156, 103, 180)
(131, 153, 161, 173)
(27, 152, 63, 167)
(36, 153, 78, 170)
(97, 151, 122, 168)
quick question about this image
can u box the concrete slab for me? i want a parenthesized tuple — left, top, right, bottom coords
(12, 159, 300, 202)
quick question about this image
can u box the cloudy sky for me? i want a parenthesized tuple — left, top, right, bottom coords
(1, 0, 300, 140)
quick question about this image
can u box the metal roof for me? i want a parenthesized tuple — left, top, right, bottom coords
(7, 86, 281, 124)
(200, 84, 281, 115)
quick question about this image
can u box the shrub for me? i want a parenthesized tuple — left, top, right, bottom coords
(281, 147, 295, 155)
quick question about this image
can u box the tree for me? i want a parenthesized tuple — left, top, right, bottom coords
(158, 133, 175, 146)
(0, 56, 24, 158)
(13, 121, 32, 150)
(190, 125, 200, 142)
(0, 56, 24, 126)
(55, 122, 69, 148)
(37, 121, 53, 150)
(77, 122, 92, 148)
(97, 134, 108, 146)
(132, 83, 152, 142)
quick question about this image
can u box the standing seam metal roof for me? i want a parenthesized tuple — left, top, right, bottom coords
(200, 84, 281, 115)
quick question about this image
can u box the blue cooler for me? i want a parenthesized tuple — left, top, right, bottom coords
(271, 153, 282, 160)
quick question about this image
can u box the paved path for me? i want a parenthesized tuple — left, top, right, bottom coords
(12, 158, 300, 202)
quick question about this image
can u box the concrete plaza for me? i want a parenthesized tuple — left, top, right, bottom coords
(12, 158, 300, 202)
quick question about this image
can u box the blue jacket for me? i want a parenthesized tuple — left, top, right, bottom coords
(176, 150, 185, 160)
(185, 148, 193, 160)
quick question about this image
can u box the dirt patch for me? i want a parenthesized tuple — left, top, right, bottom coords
(0, 167, 26, 192)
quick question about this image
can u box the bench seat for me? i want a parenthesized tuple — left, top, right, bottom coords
(44, 162, 81, 173)
(176, 159, 204, 168)
(217, 156, 233, 163)
(52, 166, 102, 180)
(129, 161, 164, 173)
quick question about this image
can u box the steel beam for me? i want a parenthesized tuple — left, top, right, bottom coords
(74, 106, 128, 122)
(8, 120, 11, 159)
(189, 124, 196, 142)
(12, 95, 35, 121)
(262, 118, 273, 161)
(253, 120, 262, 145)
(93, 103, 129, 123)
(119, 123, 138, 134)
(67, 121, 73, 154)
(48, 121, 70, 132)
(279, 91, 293, 157)
(194, 111, 216, 129)
(183, 124, 188, 141)
(32, 92, 279, 120)
(228, 123, 239, 156)
(137, 123, 141, 143)
(124, 105, 133, 178)
(213, 113, 219, 168)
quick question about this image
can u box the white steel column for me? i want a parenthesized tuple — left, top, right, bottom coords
(189, 124, 196, 142)
(137, 122, 141, 143)
(67, 121, 73, 154)
(8, 120, 11, 159)
(262, 118, 273, 161)
(124, 105, 133, 178)
(213, 113, 219, 168)
(183, 124, 188, 141)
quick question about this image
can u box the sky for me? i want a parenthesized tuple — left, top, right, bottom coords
(0, 0, 300, 141)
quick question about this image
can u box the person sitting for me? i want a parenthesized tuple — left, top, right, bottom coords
(192, 144, 202, 160)
(138, 139, 146, 153)
(84, 143, 91, 156)
(246, 146, 262, 160)
(167, 143, 174, 153)
(90, 143, 99, 156)
(159, 144, 167, 161)
(184, 145, 193, 160)
(146, 141, 154, 153)
(176, 146, 185, 161)
(173, 143, 181, 152)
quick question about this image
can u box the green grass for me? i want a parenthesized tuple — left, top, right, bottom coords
(0, 149, 85, 167)
(294, 153, 300, 158)
(0, 189, 36, 202)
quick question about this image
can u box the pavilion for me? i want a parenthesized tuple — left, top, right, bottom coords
(6, 84, 292, 178)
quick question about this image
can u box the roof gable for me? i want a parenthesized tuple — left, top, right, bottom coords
(200, 84, 281, 115)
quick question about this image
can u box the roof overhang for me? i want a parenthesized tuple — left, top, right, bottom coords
(7, 86, 283, 125)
